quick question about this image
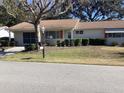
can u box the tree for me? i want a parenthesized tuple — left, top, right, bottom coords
(0, 5, 19, 27)
(3, 0, 74, 50)
(72, 0, 124, 22)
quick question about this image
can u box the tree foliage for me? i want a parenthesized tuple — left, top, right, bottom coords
(0, 5, 19, 26)
(72, 0, 124, 21)
(3, 0, 73, 24)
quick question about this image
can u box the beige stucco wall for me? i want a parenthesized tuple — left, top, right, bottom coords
(14, 32, 23, 46)
(73, 29, 105, 39)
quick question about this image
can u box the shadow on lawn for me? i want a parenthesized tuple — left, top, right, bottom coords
(21, 57, 33, 60)
(114, 52, 124, 58)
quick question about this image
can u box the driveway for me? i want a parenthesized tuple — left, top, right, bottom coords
(0, 61, 124, 93)
(0, 47, 43, 57)
(0, 47, 25, 57)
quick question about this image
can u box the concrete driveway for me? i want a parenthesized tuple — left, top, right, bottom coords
(0, 47, 25, 57)
(0, 47, 43, 57)
(0, 61, 124, 93)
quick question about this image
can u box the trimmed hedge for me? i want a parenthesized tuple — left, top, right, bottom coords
(61, 41, 65, 47)
(70, 39, 75, 46)
(57, 40, 61, 47)
(56, 38, 106, 47)
(111, 42, 118, 46)
(89, 39, 106, 45)
(64, 39, 70, 46)
(74, 39, 82, 46)
(0, 37, 15, 46)
(24, 44, 36, 51)
(82, 38, 89, 46)
(0, 40, 9, 46)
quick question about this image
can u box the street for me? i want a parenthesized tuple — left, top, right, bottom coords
(0, 61, 124, 93)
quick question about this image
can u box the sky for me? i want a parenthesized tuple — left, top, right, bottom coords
(27, 0, 32, 3)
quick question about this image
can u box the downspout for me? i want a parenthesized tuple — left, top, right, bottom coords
(71, 19, 80, 39)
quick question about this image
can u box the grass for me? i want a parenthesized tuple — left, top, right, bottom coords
(0, 46, 124, 66)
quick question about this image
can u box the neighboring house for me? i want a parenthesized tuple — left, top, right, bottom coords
(9, 19, 124, 46)
(0, 26, 14, 38)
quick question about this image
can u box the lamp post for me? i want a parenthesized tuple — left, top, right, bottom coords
(41, 26, 45, 58)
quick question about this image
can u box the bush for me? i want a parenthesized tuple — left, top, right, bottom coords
(0, 37, 9, 41)
(0, 40, 9, 46)
(111, 42, 118, 46)
(61, 41, 65, 47)
(0, 37, 15, 46)
(57, 40, 61, 47)
(82, 38, 89, 46)
(70, 39, 74, 46)
(121, 43, 124, 47)
(74, 39, 82, 46)
(89, 38, 106, 45)
(10, 41, 17, 46)
(64, 39, 70, 46)
(24, 44, 36, 51)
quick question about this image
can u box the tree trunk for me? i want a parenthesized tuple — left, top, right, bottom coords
(34, 24, 41, 51)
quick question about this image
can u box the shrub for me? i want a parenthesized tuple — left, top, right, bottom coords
(89, 38, 106, 45)
(0, 37, 9, 41)
(74, 39, 82, 46)
(70, 39, 74, 46)
(0, 37, 15, 46)
(89, 39, 94, 45)
(0, 40, 9, 46)
(61, 41, 65, 47)
(10, 41, 17, 46)
(96, 39, 106, 45)
(111, 42, 118, 46)
(82, 38, 89, 46)
(57, 40, 61, 47)
(24, 44, 36, 51)
(64, 39, 70, 46)
(121, 43, 124, 47)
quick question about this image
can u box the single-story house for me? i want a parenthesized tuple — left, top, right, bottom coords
(9, 19, 124, 46)
(0, 26, 14, 38)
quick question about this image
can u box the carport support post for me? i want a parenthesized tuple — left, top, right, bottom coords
(8, 30, 11, 46)
(71, 31, 74, 39)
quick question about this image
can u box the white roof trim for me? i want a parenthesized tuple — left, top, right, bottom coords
(105, 31, 124, 33)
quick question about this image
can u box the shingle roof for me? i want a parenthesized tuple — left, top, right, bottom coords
(9, 19, 79, 31)
(77, 20, 124, 30)
(9, 19, 124, 32)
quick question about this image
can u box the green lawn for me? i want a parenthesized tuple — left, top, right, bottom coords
(1, 46, 124, 66)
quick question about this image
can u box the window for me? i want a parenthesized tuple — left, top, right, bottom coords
(76, 31, 84, 34)
(115, 33, 121, 37)
(122, 33, 124, 37)
(106, 33, 124, 38)
(23, 32, 36, 44)
(45, 31, 63, 39)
